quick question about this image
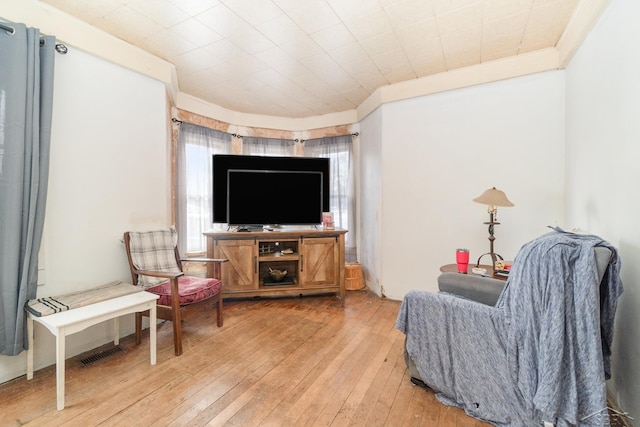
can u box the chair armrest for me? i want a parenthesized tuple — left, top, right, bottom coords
(180, 257, 228, 264)
(135, 269, 184, 279)
(437, 272, 505, 306)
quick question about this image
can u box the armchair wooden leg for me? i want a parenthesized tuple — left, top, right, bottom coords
(172, 316, 183, 356)
(170, 278, 183, 356)
(216, 296, 223, 327)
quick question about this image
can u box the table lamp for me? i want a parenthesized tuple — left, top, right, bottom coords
(473, 187, 514, 268)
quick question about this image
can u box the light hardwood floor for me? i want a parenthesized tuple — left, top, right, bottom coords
(1, 290, 490, 426)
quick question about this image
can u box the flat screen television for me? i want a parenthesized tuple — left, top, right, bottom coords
(212, 154, 330, 224)
(226, 170, 323, 226)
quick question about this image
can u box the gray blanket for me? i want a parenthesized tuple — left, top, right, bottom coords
(396, 231, 622, 426)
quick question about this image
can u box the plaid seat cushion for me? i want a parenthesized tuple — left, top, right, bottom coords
(146, 276, 222, 306)
(127, 227, 181, 290)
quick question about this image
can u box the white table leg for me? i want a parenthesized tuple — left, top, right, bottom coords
(56, 330, 65, 410)
(27, 314, 34, 380)
(150, 304, 156, 365)
(114, 317, 120, 345)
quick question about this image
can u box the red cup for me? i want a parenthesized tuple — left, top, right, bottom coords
(456, 249, 470, 273)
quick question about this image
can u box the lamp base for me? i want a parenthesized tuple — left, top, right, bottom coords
(476, 252, 504, 270)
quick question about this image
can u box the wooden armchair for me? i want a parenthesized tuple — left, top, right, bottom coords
(123, 227, 227, 356)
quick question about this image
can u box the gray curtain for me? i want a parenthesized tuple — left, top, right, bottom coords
(0, 22, 56, 355)
(243, 137, 295, 156)
(304, 135, 357, 261)
(176, 123, 231, 254)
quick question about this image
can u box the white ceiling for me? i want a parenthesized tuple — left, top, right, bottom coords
(41, 0, 579, 118)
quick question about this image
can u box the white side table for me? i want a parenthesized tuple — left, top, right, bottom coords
(26, 291, 159, 410)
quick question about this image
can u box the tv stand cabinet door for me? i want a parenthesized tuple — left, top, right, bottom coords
(214, 239, 257, 293)
(300, 237, 339, 287)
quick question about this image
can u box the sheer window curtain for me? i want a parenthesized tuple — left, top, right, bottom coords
(243, 137, 295, 156)
(304, 136, 356, 261)
(176, 123, 231, 255)
(0, 23, 56, 355)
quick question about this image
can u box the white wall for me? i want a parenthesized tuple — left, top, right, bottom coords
(564, 0, 640, 417)
(359, 109, 384, 296)
(0, 46, 169, 383)
(359, 71, 566, 300)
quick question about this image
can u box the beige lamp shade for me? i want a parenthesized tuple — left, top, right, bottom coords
(473, 187, 514, 207)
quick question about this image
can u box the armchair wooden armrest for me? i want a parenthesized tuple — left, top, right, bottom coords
(135, 270, 184, 279)
(180, 257, 228, 264)
(179, 258, 227, 280)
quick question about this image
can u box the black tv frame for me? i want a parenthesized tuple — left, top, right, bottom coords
(212, 154, 330, 224)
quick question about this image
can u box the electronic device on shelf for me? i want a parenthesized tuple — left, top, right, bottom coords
(212, 154, 330, 227)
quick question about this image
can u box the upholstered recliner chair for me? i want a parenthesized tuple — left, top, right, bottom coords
(396, 230, 622, 426)
(123, 227, 227, 356)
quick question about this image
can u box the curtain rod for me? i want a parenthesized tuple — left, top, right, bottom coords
(38, 38, 69, 54)
(172, 118, 359, 139)
(2, 22, 68, 54)
(1, 22, 16, 35)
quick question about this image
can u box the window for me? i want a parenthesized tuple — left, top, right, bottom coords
(177, 123, 231, 254)
(304, 135, 356, 261)
(176, 130, 356, 260)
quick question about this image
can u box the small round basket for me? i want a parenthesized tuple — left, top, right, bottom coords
(269, 269, 288, 282)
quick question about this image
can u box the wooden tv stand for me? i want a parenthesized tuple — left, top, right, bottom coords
(204, 228, 347, 299)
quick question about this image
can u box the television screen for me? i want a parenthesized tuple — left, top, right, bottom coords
(212, 154, 330, 223)
(226, 170, 323, 226)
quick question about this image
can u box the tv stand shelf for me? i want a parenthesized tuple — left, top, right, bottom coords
(204, 228, 347, 299)
(260, 255, 298, 261)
